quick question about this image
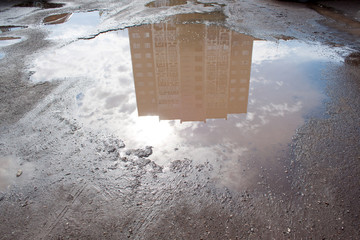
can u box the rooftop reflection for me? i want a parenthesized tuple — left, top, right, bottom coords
(129, 23, 254, 122)
(43, 13, 72, 25)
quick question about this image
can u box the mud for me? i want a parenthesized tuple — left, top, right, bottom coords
(0, 0, 359, 239)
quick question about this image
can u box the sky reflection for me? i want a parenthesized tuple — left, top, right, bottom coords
(44, 11, 101, 40)
(29, 21, 343, 189)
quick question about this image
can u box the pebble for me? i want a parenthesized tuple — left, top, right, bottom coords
(16, 170, 23, 177)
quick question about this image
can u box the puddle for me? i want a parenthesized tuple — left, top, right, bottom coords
(30, 21, 344, 191)
(0, 52, 4, 59)
(43, 11, 101, 40)
(14, 1, 65, 9)
(146, 0, 188, 8)
(43, 13, 72, 25)
(0, 26, 27, 33)
(145, 0, 225, 8)
(0, 37, 22, 47)
(169, 11, 227, 23)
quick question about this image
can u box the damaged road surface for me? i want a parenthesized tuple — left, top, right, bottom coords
(0, 0, 359, 239)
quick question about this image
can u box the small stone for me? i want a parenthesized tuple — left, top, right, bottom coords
(16, 170, 23, 177)
(287, 228, 291, 233)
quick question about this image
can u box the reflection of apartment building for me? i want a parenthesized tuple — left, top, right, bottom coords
(146, 0, 188, 7)
(129, 23, 254, 122)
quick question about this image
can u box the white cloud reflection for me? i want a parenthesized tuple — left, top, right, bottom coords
(252, 41, 344, 65)
(29, 28, 342, 172)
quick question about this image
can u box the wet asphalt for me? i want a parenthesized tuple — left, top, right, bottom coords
(0, 0, 359, 239)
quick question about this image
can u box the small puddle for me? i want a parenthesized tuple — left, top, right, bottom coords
(43, 13, 72, 25)
(169, 11, 227, 23)
(145, 0, 225, 8)
(0, 26, 27, 33)
(43, 11, 101, 39)
(146, 0, 188, 8)
(30, 20, 344, 191)
(14, 1, 65, 9)
(0, 37, 22, 47)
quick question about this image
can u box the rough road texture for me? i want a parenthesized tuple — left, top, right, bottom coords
(0, 0, 359, 239)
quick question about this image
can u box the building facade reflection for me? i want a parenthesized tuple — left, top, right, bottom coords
(146, 0, 188, 8)
(129, 23, 254, 122)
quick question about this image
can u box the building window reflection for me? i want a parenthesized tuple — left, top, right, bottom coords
(129, 23, 255, 122)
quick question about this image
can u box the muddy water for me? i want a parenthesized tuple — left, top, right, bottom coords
(30, 19, 345, 190)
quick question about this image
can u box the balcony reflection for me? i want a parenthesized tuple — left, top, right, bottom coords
(129, 23, 254, 122)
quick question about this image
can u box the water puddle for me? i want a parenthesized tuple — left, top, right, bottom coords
(146, 0, 225, 8)
(43, 13, 72, 25)
(0, 37, 22, 47)
(169, 11, 226, 23)
(30, 20, 344, 191)
(14, 1, 65, 9)
(43, 11, 101, 40)
(0, 26, 27, 33)
(146, 0, 188, 8)
(0, 37, 22, 59)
